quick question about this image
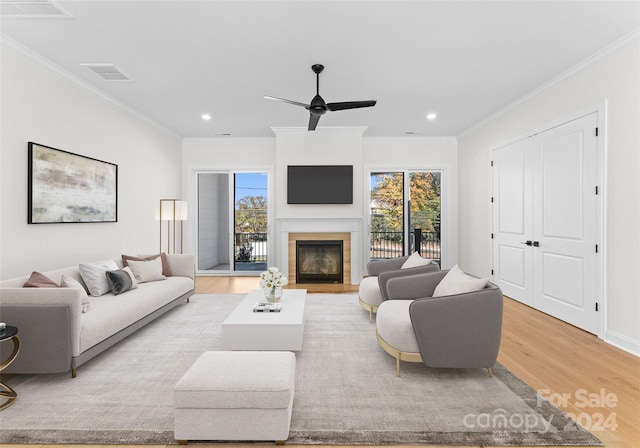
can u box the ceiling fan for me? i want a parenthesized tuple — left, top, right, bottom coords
(264, 64, 376, 131)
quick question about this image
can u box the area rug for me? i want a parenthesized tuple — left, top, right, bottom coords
(0, 293, 602, 446)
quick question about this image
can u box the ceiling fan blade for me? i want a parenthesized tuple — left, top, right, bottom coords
(326, 100, 377, 111)
(308, 113, 321, 131)
(263, 96, 310, 109)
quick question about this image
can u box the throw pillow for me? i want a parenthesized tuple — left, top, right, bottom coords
(106, 269, 135, 295)
(122, 253, 171, 277)
(122, 266, 138, 290)
(432, 264, 489, 297)
(61, 275, 90, 313)
(126, 257, 166, 283)
(401, 252, 433, 269)
(23, 271, 59, 288)
(79, 259, 119, 296)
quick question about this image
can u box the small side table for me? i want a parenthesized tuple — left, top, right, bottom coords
(0, 326, 20, 411)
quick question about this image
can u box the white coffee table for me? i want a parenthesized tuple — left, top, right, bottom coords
(221, 289, 307, 351)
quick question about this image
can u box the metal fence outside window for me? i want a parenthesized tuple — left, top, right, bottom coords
(234, 228, 441, 264)
(235, 232, 267, 263)
(370, 228, 441, 262)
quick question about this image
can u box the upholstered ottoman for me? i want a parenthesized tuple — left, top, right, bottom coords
(174, 351, 296, 444)
(375, 300, 423, 377)
(358, 276, 383, 322)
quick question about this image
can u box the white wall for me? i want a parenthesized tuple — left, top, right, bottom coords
(182, 130, 458, 277)
(0, 42, 183, 279)
(274, 127, 365, 220)
(457, 38, 640, 353)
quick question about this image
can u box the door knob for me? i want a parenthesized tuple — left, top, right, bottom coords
(521, 240, 533, 246)
(533, 241, 540, 247)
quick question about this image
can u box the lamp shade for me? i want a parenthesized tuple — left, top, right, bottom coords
(158, 198, 188, 254)
(159, 199, 187, 221)
(175, 200, 188, 221)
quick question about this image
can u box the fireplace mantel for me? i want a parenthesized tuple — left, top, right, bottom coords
(278, 218, 362, 285)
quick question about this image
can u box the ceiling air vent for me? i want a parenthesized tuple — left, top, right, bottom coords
(81, 64, 131, 82)
(0, 0, 72, 18)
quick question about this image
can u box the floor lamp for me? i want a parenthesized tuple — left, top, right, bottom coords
(159, 199, 188, 254)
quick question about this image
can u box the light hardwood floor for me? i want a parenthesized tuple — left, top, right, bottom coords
(195, 275, 360, 294)
(10, 277, 639, 448)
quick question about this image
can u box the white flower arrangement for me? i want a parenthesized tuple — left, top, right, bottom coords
(259, 266, 288, 290)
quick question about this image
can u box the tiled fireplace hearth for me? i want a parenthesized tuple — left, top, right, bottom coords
(279, 218, 362, 285)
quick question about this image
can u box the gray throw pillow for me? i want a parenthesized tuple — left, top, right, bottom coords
(105, 267, 138, 295)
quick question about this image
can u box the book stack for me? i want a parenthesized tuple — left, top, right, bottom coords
(252, 302, 282, 313)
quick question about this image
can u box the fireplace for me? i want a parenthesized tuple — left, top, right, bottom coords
(281, 220, 360, 285)
(296, 240, 344, 284)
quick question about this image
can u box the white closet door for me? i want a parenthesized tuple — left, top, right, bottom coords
(492, 139, 534, 305)
(532, 113, 599, 333)
(491, 112, 599, 335)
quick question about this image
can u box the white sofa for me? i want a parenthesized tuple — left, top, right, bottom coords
(0, 254, 194, 377)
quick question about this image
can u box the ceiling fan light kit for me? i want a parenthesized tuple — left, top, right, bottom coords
(265, 64, 377, 131)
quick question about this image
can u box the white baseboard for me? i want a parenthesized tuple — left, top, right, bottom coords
(605, 330, 640, 357)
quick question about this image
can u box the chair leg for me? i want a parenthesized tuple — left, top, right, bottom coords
(487, 368, 493, 378)
(396, 355, 401, 377)
(369, 308, 373, 324)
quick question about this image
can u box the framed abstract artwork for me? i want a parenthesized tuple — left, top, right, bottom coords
(28, 142, 118, 223)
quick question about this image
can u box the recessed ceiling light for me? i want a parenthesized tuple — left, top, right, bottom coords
(201, 114, 212, 121)
(426, 113, 437, 120)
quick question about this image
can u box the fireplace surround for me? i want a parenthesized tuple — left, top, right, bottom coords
(279, 218, 362, 285)
(286, 232, 350, 284)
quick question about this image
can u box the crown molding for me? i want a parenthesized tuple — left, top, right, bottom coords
(364, 136, 457, 143)
(270, 126, 368, 135)
(183, 137, 276, 144)
(458, 28, 640, 138)
(1, 34, 182, 140)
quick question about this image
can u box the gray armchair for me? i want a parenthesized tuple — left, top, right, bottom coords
(376, 269, 503, 376)
(371, 256, 440, 301)
(358, 255, 439, 322)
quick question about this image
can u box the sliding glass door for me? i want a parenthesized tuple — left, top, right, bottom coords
(370, 172, 405, 259)
(408, 171, 441, 262)
(196, 170, 270, 274)
(369, 170, 442, 264)
(233, 173, 268, 272)
(197, 172, 230, 271)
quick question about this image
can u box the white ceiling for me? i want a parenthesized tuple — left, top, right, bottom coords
(2, 1, 639, 138)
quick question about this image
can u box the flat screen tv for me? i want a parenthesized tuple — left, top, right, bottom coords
(287, 165, 353, 204)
